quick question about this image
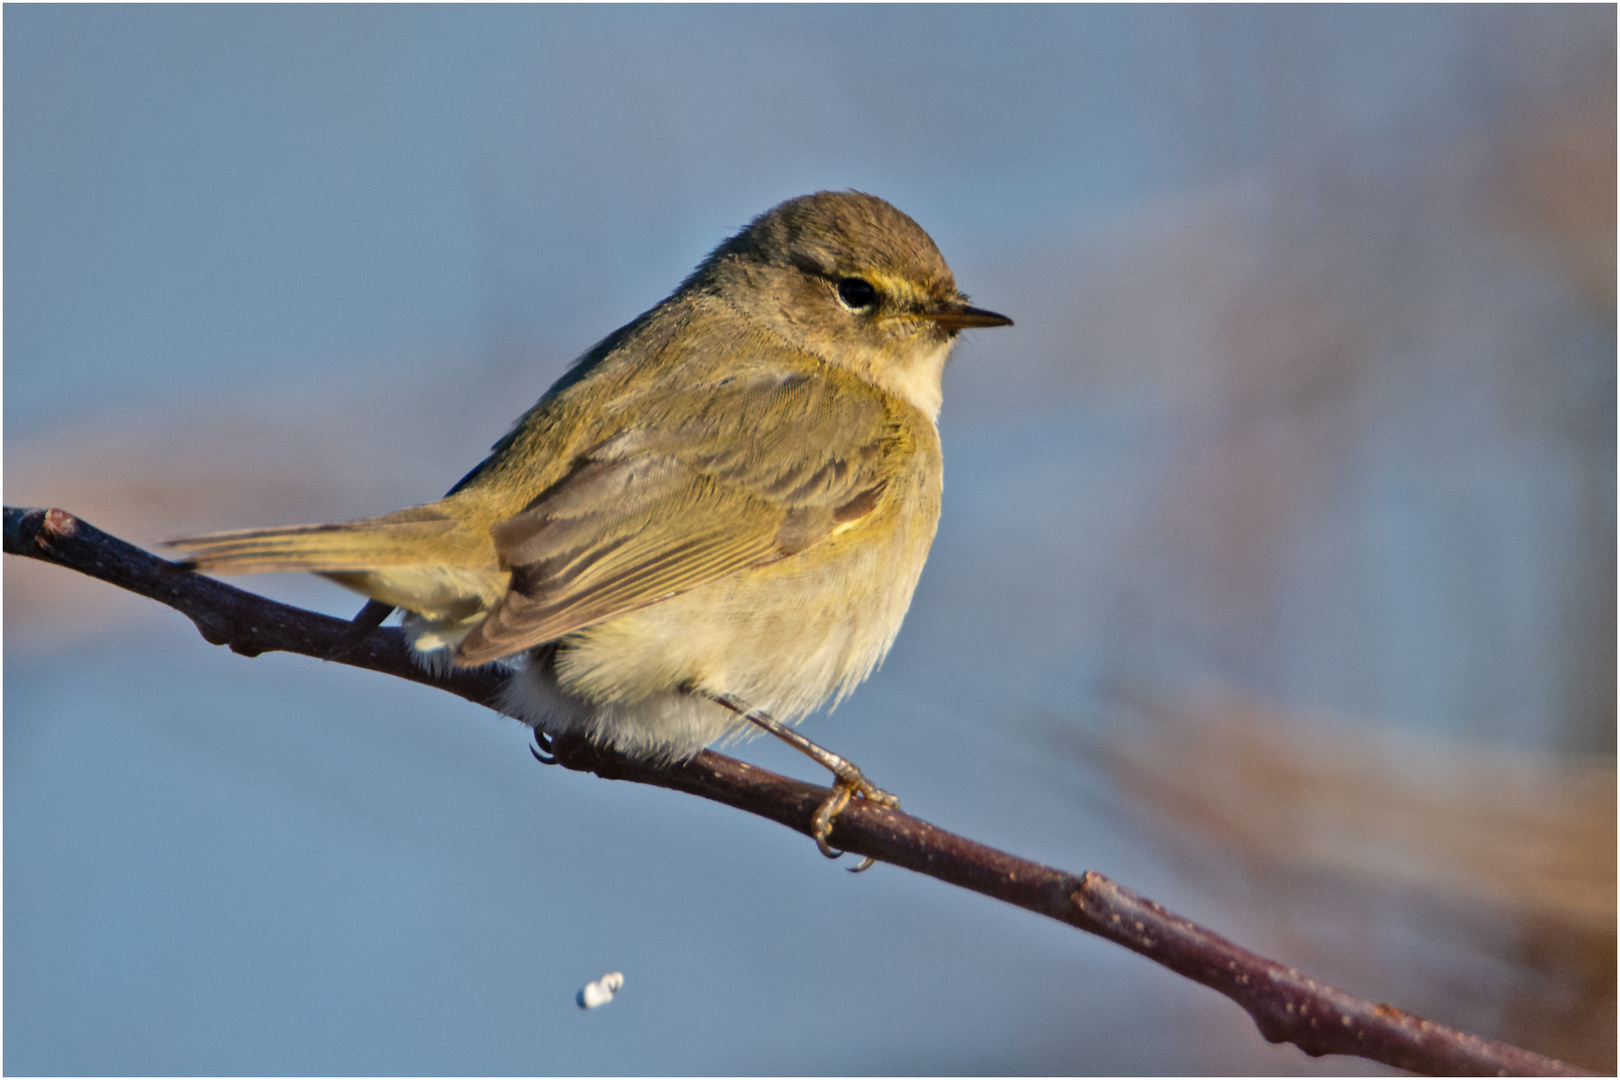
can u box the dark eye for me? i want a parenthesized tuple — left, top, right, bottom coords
(836, 277, 878, 310)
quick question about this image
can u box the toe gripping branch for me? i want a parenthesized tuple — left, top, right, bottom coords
(704, 691, 899, 872)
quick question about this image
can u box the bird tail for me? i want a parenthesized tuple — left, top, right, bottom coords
(165, 509, 459, 576)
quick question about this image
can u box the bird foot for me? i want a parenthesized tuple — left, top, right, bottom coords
(703, 690, 898, 872)
(811, 771, 899, 872)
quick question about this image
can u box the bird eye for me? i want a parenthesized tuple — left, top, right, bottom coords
(836, 277, 878, 310)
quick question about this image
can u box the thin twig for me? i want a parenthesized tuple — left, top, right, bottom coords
(4, 505, 1591, 1078)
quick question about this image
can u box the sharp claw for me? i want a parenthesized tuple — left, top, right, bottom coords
(848, 856, 876, 873)
(529, 731, 557, 765)
(811, 781, 860, 861)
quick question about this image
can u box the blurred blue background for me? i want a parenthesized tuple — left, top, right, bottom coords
(6, 6, 1614, 1074)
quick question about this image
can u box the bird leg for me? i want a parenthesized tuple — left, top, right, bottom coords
(324, 598, 396, 661)
(705, 691, 897, 872)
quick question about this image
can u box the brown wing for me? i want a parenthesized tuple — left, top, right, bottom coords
(455, 369, 897, 665)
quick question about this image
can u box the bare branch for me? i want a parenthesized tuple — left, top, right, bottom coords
(4, 505, 1591, 1078)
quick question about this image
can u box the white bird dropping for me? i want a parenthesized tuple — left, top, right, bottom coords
(577, 971, 624, 1009)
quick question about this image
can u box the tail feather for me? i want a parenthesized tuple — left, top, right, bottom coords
(167, 513, 458, 575)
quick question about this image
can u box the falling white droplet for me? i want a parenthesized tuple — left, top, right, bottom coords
(577, 971, 624, 1009)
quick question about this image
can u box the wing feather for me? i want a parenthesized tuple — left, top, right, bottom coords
(455, 366, 901, 665)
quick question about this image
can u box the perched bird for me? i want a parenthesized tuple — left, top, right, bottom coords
(169, 190, 1011, 864)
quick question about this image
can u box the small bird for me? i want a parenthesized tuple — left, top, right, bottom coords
(169, 191, 1011, 864)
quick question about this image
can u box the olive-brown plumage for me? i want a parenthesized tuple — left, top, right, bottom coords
(170, 191, 1010, 795)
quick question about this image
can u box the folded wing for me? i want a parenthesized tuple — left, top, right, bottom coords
(455, 368, 899, 665)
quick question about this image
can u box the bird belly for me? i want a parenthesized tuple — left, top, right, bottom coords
(498, 498, 938, 760)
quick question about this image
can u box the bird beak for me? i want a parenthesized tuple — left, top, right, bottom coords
(921, 301, 1014, 330)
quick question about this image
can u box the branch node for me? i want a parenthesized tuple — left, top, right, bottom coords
(42, 506, 79, 541)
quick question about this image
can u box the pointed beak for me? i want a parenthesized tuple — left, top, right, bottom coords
(920, 300, 1014, 330)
